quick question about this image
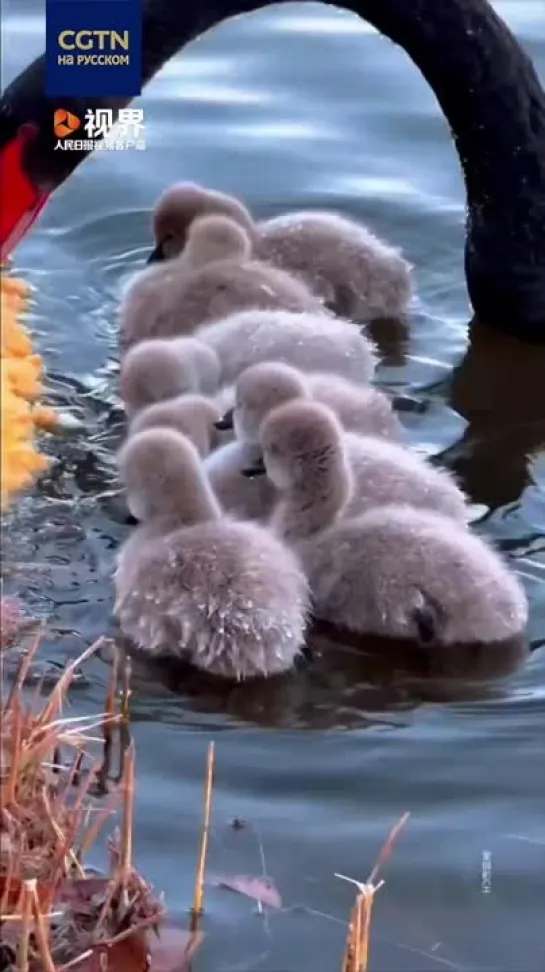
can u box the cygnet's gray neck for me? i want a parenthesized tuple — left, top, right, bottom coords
(178, 472, 223, 525)
(147, 465, 222, 527)
(278, 449, 352, 541)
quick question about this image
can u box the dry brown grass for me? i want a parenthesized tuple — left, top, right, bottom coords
(0, 634, 201, 971)
(1, 625, 408, 970)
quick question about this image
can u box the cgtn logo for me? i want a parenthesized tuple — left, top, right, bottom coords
(45, 0, 142, 98)
(53, 108, 146, 151)
(56, 30, 130, 66)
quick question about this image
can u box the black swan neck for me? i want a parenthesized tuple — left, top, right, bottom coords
(193, 0, 545, 340)
(1, 0, 544, 339)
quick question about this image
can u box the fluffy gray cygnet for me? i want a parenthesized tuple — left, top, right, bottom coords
(208, 362, 399, 521)
(129, 394, 223, 457)
(114, 427, 309, 679)
(243, 399, 467, 531)
(120, 213, 325, 352)
(299, 505, 528, 645)
(248, 403, 528, 645)
(148, 181, 413, 321)
(119, 335, 220, 416)
(151, 181, 257, 260)
(221, 360, 402, 444)
(256, 210, 413, 322)
(197, 308, 378, 388)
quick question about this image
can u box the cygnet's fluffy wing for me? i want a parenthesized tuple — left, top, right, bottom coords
(198, 309, 378, 387)
(344, 434, 468, 522)
(119, 261, 193, 353)
(298, 504, 528, 645)
(114, 519, 309, 679)
(121, 259, 324, 353)
(308, 374, 403, 440)
(204, 441, 277, 521)
(256, 211, 413, 321)
(168, 259, 325, 332)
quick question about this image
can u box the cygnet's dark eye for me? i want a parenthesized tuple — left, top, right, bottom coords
(147, 235, 171, 264)
(163, 232, 178, 251)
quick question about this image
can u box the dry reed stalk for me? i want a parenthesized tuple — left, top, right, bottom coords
(94, 742, 136, 929)
(120, 656, 132, 725)
(337, 811, 411, 972)
(30, 882, 57, 972)
(115, 656, 133, 784)
(0, 828, 16, 914)
(17, 879, 34, 972)
(75, 798, 117, 866)
(340, 883, 377, 972)
(191, 740, 215, 923)
(96, 641, 120, 791)
(6, 692, 22, 804)
(35, 637, 106, 730)
(119, 742, 135, 894)
(6, 626, 45, 712)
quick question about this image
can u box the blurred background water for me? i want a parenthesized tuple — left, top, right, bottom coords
(2, 2, 545, 969)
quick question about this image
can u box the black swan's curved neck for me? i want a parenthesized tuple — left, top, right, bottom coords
(1, 0, 544, 340)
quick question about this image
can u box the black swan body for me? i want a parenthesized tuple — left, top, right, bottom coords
(1, 0, 544, 340)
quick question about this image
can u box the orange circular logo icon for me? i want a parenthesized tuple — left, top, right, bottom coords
(54, 109, 81, 138)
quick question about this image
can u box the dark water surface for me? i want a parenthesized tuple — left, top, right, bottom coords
(3, 2, 545, 969)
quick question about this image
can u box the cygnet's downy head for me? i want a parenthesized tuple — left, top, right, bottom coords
(250, 399, 346, 490)
(217, 361, 309, 444)
(119, 336, 221, 416)
(149, 181, 256, 262)
(129, 394, 222, 457)
(182, 214, 252, 271)
(117, 427, 220, 524)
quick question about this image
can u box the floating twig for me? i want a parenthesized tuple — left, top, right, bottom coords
(192, 741, 215, 924)
(337, 811, 411, 972)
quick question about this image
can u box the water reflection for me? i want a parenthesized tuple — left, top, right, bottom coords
(117, 620, 529, 732)
(449, 320, 545, 510)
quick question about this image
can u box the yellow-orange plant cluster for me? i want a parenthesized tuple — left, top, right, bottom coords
(1, 271, 56, 509)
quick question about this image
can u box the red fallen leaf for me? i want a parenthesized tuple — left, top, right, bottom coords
(68, 926, 202, 972)
(210, 874, 282, 909)
(149, 926, 203, 972)
(70, 931, 149, 971)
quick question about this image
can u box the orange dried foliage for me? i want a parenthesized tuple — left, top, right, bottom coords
(0, 635, 202, 971)
(0, 269, 58, 509)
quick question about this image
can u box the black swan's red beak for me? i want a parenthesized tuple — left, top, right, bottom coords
(0, 124, 52, 262)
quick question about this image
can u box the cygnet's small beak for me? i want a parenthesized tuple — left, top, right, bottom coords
(241, 457, 266, 478)
(147, 240, 166, 264)
(125, 513, 140, 526)
(213, 408, 234, 432)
